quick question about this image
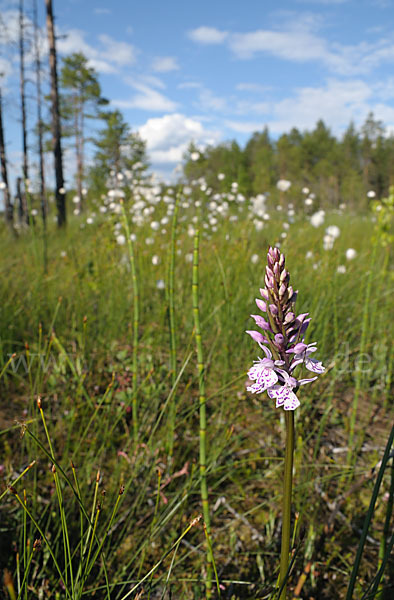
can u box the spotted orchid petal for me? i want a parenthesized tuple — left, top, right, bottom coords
(267, 385, 300, 411)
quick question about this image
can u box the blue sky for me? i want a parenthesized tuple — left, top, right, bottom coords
(1, 0, 394, 186)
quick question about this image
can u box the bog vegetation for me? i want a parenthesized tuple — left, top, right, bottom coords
(0, 6, 393, 600)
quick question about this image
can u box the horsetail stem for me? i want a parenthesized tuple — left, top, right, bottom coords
(120, 199, 139, 442)
(192, 230, 213, 598)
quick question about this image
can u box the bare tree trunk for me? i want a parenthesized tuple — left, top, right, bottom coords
(78, 94, 84, 211)
(0, 88, 13, 229)
(16, 177, 24, 222)
(45, 0, 66, 226)
(33, 0, 47, 226)
(19, 0, 29, 224)
(74, 92, 83, 211)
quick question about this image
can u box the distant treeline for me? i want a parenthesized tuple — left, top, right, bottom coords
(183, 113, 394, 210)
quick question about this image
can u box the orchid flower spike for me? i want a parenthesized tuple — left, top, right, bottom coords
(246, 246, 325, 410)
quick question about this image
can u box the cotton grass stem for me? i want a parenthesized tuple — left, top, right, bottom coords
(167, 191, 180, 457)
(278, 411, 295, 600)
(120, 199, 139, 442)
(192, 231, 213, 598)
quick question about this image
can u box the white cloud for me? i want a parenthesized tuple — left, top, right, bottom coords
(187, 17, 394, 76)
(229, 28, 328, 61)
(267, 79, 373, 133)
(114, 82, 178, 112)
(187, 26, 228, 44)
(138, 113, 221, 164)
(236, 83, 273, 93)
(98, 34, 136, 66)
(197, 88, 227, 112)
(94, 8, 112, 15)
(151, 56, 179, 72)
(56, 29, 137, 73)
(224, 120, 265, 133)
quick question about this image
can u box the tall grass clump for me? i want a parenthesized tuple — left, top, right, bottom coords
(0, 184, 393, 599)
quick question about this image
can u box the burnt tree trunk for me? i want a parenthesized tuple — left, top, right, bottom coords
(45, 0, 66, 226)
(19, 0, 28, 224)
(0, 88, 13, 229)
(33, 0, 47, 226)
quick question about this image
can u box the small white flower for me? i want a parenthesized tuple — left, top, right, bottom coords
(60, 250, 67, 258)
(323, 234, 335, 250)
(325, 225, 340, 239)
(337, 265, 346, 274)
(251, 254, 259, 264)
(116, 234, 126, 245)
(86, 217, 94, 225)
(185, 253, 193, 263)
(310, 211, 325, 228)
(73, 208, 80, 216)
(346, 248, 357, 260)
(145, 237, 154, 245)
(156, 279, 165, 289)
(306, 250, 313, 259)
(58, 187, 65, 194)
(190, 151, 200, 161)
(302, 187, 310, 194)
(152, 255, 160, 265)
(31, 209, 38, 216)
(367, 190, 376, 198)
(253, 219, 264, 232)
(305, 197, 313, 206)
(150, 221, 160, 231)
(277, 179, 291, 192)
(73, 195, 80, 204)
(217, 173, 225, 181)
(130, 233, 137, 242)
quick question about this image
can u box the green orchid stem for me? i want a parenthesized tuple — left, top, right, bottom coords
(279, 410, 295, 600)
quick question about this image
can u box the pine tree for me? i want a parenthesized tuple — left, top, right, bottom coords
(89, 110, 148, 194)
(60, 52, 108, 211)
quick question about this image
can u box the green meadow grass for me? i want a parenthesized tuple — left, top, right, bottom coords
(0, 205, 392, 599)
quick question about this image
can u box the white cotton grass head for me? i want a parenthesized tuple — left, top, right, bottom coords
(323, 234, 335, 250)
(250, 254, 259, 264)
(337, 265, 346, 274)
(310, 210, 325, 227)
(116, 234, 126, 245)
(276, 179, 291, 192)
(325, 225, 340, 239)
(156, 279, 165, 289)
(152, 255, 160, 266)
(346, 248, 357, 260)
